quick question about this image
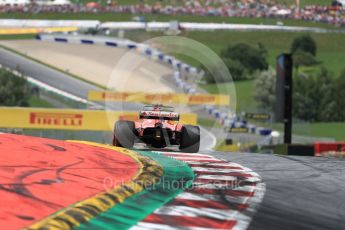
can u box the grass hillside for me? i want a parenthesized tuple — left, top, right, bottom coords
(183, 31, 345, 76)
(0, 12, 339, 29)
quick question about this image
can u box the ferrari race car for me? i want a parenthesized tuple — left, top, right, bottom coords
(113, 105, 200, 153)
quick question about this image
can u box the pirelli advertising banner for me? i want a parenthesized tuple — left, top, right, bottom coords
(88, 91, 230, 106)
(0, 107, 197, 131)
(0, 27, 78, 35)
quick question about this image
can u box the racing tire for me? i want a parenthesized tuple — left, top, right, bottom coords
(179, 125, 200, 153)
(113, 120, 135, 148)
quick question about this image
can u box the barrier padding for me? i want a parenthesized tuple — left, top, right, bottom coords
(88, 91, 230, 106)
(314, 142, 345, 157)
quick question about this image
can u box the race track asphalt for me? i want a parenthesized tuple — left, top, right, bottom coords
(2, 44, 344, 230)
(214, 151, 345, 230)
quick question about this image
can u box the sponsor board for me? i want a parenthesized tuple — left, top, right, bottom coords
(0, 107, 197, 131)
(245, 113, 271, 121)
(0, 27, 77, 35)
(30, 112, 83, 127)
(228, 128, 249, 133)
(119, 114, 138, 121)
(88, 91, 230, 106)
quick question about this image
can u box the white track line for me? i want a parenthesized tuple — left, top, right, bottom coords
(192, 184, 256, 192)
(156, 152, 214, 158)
(180, 159, 226, 163)
(154, 206, 240, 220)
(164, 154, 215, 158)
(132, 222, 179, 230)
(191, 167, 247, 173)
(187, 162, 245, 168)
(196, 174, 237, 181)
(196, 175, 261, 183)
(172, 157, 220, 161)
(175, 192, 250, 205)
(133, 222, 217, 230)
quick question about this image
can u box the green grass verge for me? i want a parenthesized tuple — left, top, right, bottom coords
(303, 123, 345, 141)
(253, 121, 345, 141)
(29, 96, 54, 108)
(197, 117, 222, 129)
(200, 80, 256, 112)
(0, 34, 36, 40)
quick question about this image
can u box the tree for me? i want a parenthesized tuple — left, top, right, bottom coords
(292, 50, 318, 72)
(202, 58, 248, 83)
(202, 64, 233, 84)
(0, 68, 30, 106)
(254, 68, 276, 112)
(221, 43, 268, 74)
(257, 42, 268, 58)
(293, 68, 336, 122)
(255, 66, 344, 122)
(333, 69, 345, 120)
(223, 58, 248, 81)
(317, 68, 339, 121)
(291, 34, 317, 56)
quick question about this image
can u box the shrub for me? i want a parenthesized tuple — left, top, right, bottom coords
(0, 68, 30, 106)
(254, 68, 276, 112)
(221, 43, 268, 74)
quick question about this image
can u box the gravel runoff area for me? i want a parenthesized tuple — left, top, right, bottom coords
(0, 40, 174, 93)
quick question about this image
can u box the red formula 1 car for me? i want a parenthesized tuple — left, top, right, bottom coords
(113, 105, 200, 153)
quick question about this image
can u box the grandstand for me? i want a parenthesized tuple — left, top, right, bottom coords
(0, 0, 29, 5)
(0, 0, 342, 28)
(0, 0, 70, 5)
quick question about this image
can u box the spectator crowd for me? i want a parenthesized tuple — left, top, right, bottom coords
(1, 0, 345, 27)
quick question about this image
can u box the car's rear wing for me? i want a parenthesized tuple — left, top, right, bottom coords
(139, 111, 180, 121)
